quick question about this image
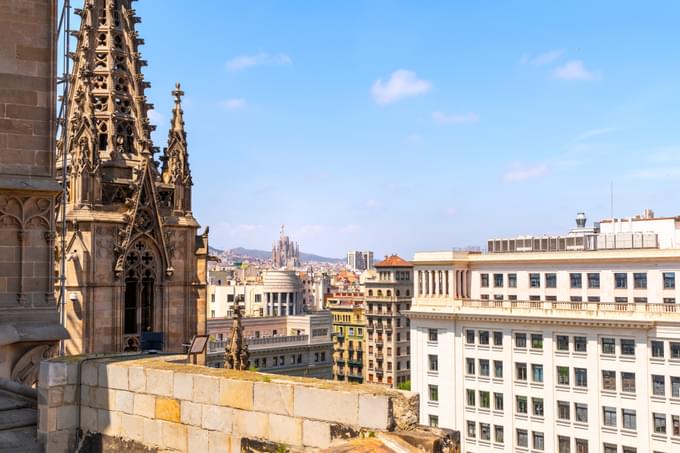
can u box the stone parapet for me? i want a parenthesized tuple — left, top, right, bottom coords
(38, 353, 425, 452)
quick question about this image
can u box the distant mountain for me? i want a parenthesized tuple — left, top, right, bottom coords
(209, 246, 342, 263)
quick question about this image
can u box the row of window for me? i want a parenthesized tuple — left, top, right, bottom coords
(479, 294, 677, 304)
(252, 351, 327, 369)
(481, 271, 676, 289)
(465, 422, 591, 452)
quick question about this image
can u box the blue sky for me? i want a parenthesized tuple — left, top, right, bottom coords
(126, 1, 680, 258)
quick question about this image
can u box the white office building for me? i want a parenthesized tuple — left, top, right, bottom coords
(408, 211, 680, 453)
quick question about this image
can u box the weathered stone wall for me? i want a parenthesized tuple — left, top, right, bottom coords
(38, 354, 421, 452)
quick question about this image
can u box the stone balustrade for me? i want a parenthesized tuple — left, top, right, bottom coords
(37, 353, 422, 452)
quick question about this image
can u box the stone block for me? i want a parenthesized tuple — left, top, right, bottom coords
(94, 387, 113, 410)
(146, 368, 173, 397)
(63, 385, 76, 405)
(47, 386, 63, 407)
(38, 405, 56, 432)
(45, 430, 75, 453)
(161, 421, 188, 451)
(268, 413, 302, 446)
(46, 361, 67, 386)
(80, 405, 98, 433)
(358, 394, 390, 430)
(201, 404, 232, 432)
(56, 405, 77, 430)
(302, 419, 331, 448)
(188, 426, 209, 453)
(193, 374, 220, 404)
(253, 382, 294, 416)
(156, 397, 180, 423)
(66, 363, 78, 385)
(143, 418, 163, 447)
(133, 393, 155, 419)
(219, 378, 253, 410)
(128, 366, 146, 392)
(81, 361, 98, 386)
(232, 409, 268, 439)
(121, 413, 144, 442)
(114, 390, 134, 414)
(107, 364, 129, 390)
(174, 372, 194, 400)
(293, 386, 358, 425)
(208, 430, 231, 453)
(180, 400, 202, 427)
(98, 409, 122, 437)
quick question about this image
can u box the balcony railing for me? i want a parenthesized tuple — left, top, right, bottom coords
(348, 359, 363, 367)
(461, 299, 680, 313)
(208, 334, 310, 353)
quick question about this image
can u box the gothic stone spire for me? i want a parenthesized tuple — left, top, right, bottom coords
(161, 82, 192, 214)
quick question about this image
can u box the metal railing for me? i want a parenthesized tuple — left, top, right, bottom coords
(461, 299, 680, 313)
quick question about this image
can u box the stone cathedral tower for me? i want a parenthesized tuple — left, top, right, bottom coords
(56, 0, 208, 353)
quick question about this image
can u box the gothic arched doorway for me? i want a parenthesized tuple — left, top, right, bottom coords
(123, 239, 159, 350)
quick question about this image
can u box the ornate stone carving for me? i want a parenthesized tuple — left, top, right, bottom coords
(11, 344, 56, 387)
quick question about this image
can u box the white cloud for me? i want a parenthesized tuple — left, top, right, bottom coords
(225, 53, 292, 71)
(553, 60, 599, 81)
(576, 127, 615, 141)
(147, 109, 164, 126)
(520, 49, 564, 65)
(503, 162, 549, 182)
(630, 166, 680, 180)
(220, 98, 247, 110)
(432, 111, 479, 125)
(339, 224, 360, 234)
(371, 69, 432, 105)
(296, 224, 326, 236)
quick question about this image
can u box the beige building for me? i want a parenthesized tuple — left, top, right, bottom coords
(328, 292, 367, 383)
(409, 211, 680, 453)
(0, 0, 68, 386)
(56, 0, 208, 354)
(365, 255, 413, 388)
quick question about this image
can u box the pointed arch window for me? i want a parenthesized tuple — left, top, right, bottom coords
(124, 240, 158, 336)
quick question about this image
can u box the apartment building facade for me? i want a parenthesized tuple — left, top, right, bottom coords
(328, 293, 366, 383)
(409, 212, 680, 453)
(365, 255, 413, 388)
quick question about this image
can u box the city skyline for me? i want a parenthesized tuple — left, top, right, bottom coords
(130, 1, 680, 257)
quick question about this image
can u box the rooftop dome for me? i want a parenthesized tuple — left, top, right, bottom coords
(262, 270, 302, 291)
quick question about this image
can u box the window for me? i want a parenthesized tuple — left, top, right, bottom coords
(479, 330, 490, 345)
(480, 273, 489, 288)
(603, 406, 617, 426)
(587, 296, 600, 302)
(574, 336, 587, 352)
(622, 408, 637, 430)
(615, 296, 628, 303)
(480, 422, 490, 441)
(533, 431, 544, 451)
(515, 333, 527, 348)
(557, 400, 570, 420)
(466, 358, 475, 375)
(622, 448, 636, 453)
(493, 273, 503, 287)
(587, 273, 600, 288)
(673, 415, 680, 436)
(517, 429, 528, 447)
(531, 334, 543, 349)
(604, 445, 617, 453)
(508, 273, 517, 288)
(494, 425, 504, 443)
(575, 403, 588, 423)
(546, 273, 557, 288)
(516, 395, 527, 414)
(557, 366, 570, 385)
(654, 413, 666, 434)
(428, 328, 438, 342)
(533, 397, 544, 416)
(428, 354, 438, 372)
(529, 273, 541, 288)
(558, 435, 570, 453)
(621, 372, 636, 393)
(428, 415, 438, 427)
(574, 368, 587, 387)
(570, 273, 582, 288)
(653, 374, 665, 396)
(516, 362, 527, 381)
(494, 392, 503, 411)
(479, 391, 490, 408)
(466, 389, 475, 406)
(601, 337, 616, 354)
(615, 273, 628, 289)
(652, 340, 664, 358)
(672, 342, 680, 359)
(532, 364, 544, 383)
(466, 329, 475, 344)
(602, 370, 616, 390)
(575, 439, 588, 453)
(621, 339, 635, 355)
(556, 335, 569, 351)
(479, 359, 490, 377)
(466, 421, 476, 438)
(664, 272, 676, 289)
(494, 360, 503, 378)
(493, 331, 503, 346)
(428, 385, 438, 402)
(671, 376, 680, 397)
(633, 272, 647, 289)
